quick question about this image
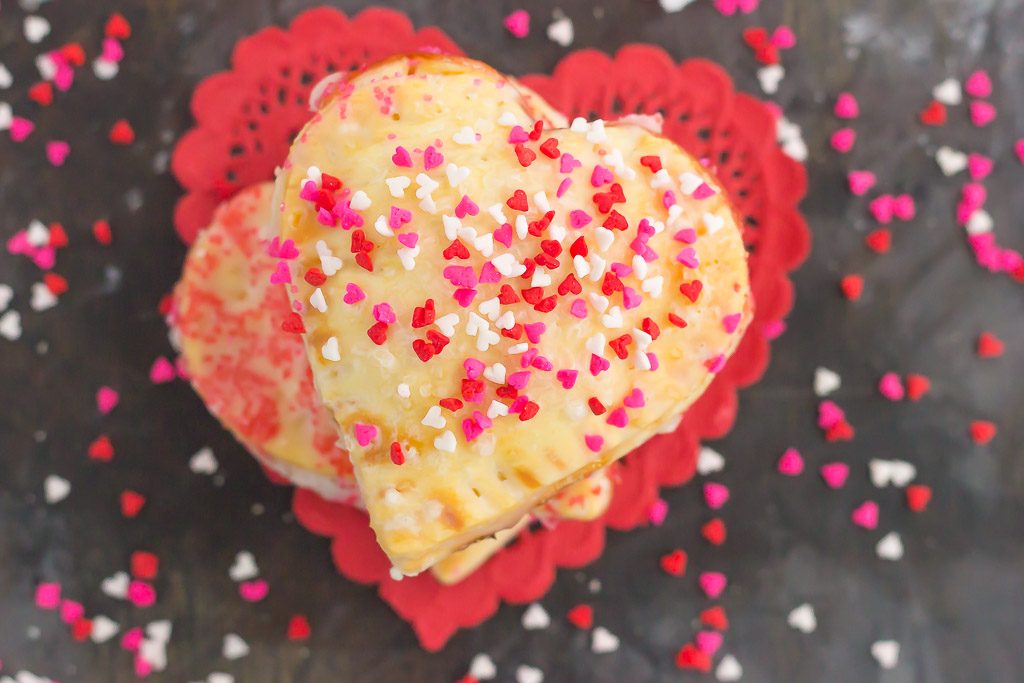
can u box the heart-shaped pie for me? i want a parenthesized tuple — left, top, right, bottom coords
(275, 55, 750, 574)
(173, 180, 612, 584)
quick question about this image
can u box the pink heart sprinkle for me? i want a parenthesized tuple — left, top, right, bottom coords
(96, 386, 120, 414)
(493, 223, 513, 247)
(479, 261, 501, 283)
(560, 153, 581, 173)
(847, 170, 876, 196)
(647, 497, 668, 526)
(507, 371, 531, 390)
(698, 571, 727, 599)
(970, 101, 996, 127)
(101, 37, 124, 62)
(299, 180, 319, 201)
(819, 462, 849, 489)
(462, 417, 484, 442)
(964, 69, 992, 98)
(556, 177, 572, 198)
(392, 145, 412, 167)
(120, 627, 143, 651)
(723, 313, 742, 334)
(692, 182, 717, 199)
(695, 630, 724, 656)
(503, 9, 530, 38)
(443, 265, 477, 287)
(353, 423, 378, 447)
(54, 64, 74, 91)
(869, 195, 895, 224)
(556, 369, 578, 389)
(830, 128, 856, 153)
(967, 153, 994, 181)
(851, 500, 879, 529)
(622, 287, 642, 310)
(777, 447, 804, 476)
(45, 140, 70, 167)
(278, 239, 299, 259)
(389, 205, 412, 229)
(372, 302, 396, 324)
(706, 353, 726, 374)
(269, 260, 291, 284)
(817, 400, 845, 429)
(961, 183, 988, 211)
(673, 228, 697, 244)
(455, 194, 479, 218)
(423, 145, 443, 170)
(464, 358, 484, 379)
(35, 583, 61, 609)
(570, 298, 588, 319)
(585, 434, 604, 453)
(239, 579, 269, 602)
(589, 353, 610, 376)
(127, 580, 156, 607)
(569, 209, 592, 229)
(590, 165, 614, 187)
(771, 25, 797, 49)
(878, 372, 905, 401)
(453, 287, 477, 308)
(507, 126, 529, 144)
(662, 190, 677, 209)
(396, 232, 418, 248)
(623, 388, 646, 408)
(343, 283, 366, 304)
(60, 599, 84, 624)
(834, 92, 860, 119)
(1015, 140, 1024, 165)
(676, 247, 699, 268)
(703, 482, 730, 509)
(149, 357, 175, 384)
(316, 206, 335, 227)
(134, 654, 152, 678)
(10, 117, 36, 142)
(892, 194, 916, 221)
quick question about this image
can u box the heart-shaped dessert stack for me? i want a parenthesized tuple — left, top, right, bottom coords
(172, 179, 612, 584)
(275, 54, 750, 575)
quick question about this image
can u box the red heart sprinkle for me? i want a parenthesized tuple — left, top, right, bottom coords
(411, 299, 435, 328)
(506, 189, 529, 211)
(443, 239, 470, 260)
(519, 401, 539, 421)
(557, 273, 582, 296)
(679, 280, 703, 302)
(919, 100, 947, 126)
(534, 295, 556, 313)
(969, 420, 996, 444)
(108, 119, 135, 145)
(864, 228, 891, 254)
(389, 442, 405, 466)
(367, 321, 388, 345)
(439, 398, 463, 412)
(700, 518, 727, 546)
(659, 549, 687, 576)
(566, 604, 594, 629)
(905, 373, 930, 401)
(528, 120, 544, 141)
(28, 81, 54, 107)
(354, 251, 373, 271)
(60, 43, 86, 67)
(905, 484, 932, 512)
(130, 551, 159, 579)
(412, 339, 435, 362)
(105, 12, 132, 39)
(839, 274, 863, 300)
(609, 334, 632, 359)
(48, 222, 69, 248)
(87, 435, 114, 461)
(602, 208, 628, 231)
(675, 644, 712, 672)
(539, 137, 560, 159)
(977, 332, 1004, 358)
(44, 273, 68, 295)
(303, 268, 326, 286)
(639, 155, 663, 173)
(668, 312, 688, 328)
(825, 419, 855, 442)
(286, 615, 311, 641)
(497, 285, 520, 304)
(641, 317, 661, 340)
(120, 490, 146, 518)
(569, 236, 588, 258)
(71, 618, 93, 642)
(501, 323, 524, 340)
(742, 27, 770, 48)
(514, 144, 536, 167)
(588, 397, 606, 415)
(699, 606, 729, 631)
(92, 220, 112, 245)
(281, 312, 305, 334)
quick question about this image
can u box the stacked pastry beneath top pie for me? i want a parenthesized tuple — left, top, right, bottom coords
(173, 53, 750, 580)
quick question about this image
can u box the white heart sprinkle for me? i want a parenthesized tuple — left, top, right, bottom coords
(228, 552, 258, 582)
(494, 311, 515, 330)
(222, 633, 250, 660)
(473, 233, 494, 257)
(145, 619, 173, 643)
(869, 459, 916, 487)
(349, 190, 371, 210)
(932, 78, 962, 106)
(0, 310, 22, 341)
(208, 674, 235, 683)
(508, 342, 528, 355)
(531, 271, 552, 288)
(0, 284, 15, 311)
(422, 406, 446, 430)
(787, 603, 817, 633)
(697, 446, 725, 475)
(434, 430, 457, 453)
(521, 603, 550, 630)
(498, 111, 520, 127)
(24, 15, 51, 44)
(315, 240, 342, 275)
(704, 212, 725, 235)
(93, 58, 119, 80)
(398, 245, 419, 270)
(321, 336, 340, 362)
(140, 637, 168, 671)
(966, 209, 993, 235)
(876, 531, 904, 561)
(189, 447, 218, 475)
(309, 288, 327, 313)
(757, 64, 785, 95)
(44, 475, 70, 503)
(679, 172, 703, 194)
(0, 102, 13, 131)
(594, 227, 615, 252)
(483, 363, 507, 384)
(415, 173, 439, 198)
(586, 119, 607, 143)
(26, 220, 49, 246)
(384, 176, 410, 198)
(870, 640, 900, 669)
(591, 626, 620, 653)
(486, 400, 509, 419)
(492, 253, 526, 277)
(547, 16, 574, 47)
(446, 163, 471, 187)
(478, 297, 500, 321)
(486, 203, 507, 225)
(549, 222, 566, 242)
(601, 305, 624, 329)
(435, 313, 458, 336)
(533, 191, 551, 213)
(397, 383, 411, 398)
(935, 146, 968, 176)
(374, 216, 394, 239)
(476, 328, 500, 351)
(90, 615, 120, 643)
(0, 63, 13, 89)
(716, 654, 743, 681)
(453, 126, 477, 145)
(641, 276, 664, 297)
(469, 653, 497, 680)
(659, 0, 698, 11)
(573, 254, 591, 279)
(30, 283, 57, 311)
(587, 254, 607, 281)
(813, 366, 841, 396)
(585, 332, 607, 355)
(101, 571, 130, 599)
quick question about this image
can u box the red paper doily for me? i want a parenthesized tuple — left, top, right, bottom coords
(170, 6, 809, 651)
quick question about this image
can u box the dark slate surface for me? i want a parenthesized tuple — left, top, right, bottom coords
(1, 0, 1022, 681)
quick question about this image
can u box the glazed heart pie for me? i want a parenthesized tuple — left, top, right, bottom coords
(172, 180, 612, 584)
(275, 54, 750, 575)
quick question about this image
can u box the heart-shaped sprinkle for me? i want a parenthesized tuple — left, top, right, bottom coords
(905, 484, 932, 512)
(10, 116, 36, 142)
(833, 92, 859, 119)
(932, 77, 962, 105)
(776, 447, 804, 476)
(521, 603, 550, 630)
(819, 462, 849, 489)
(847, 170, 876, 196)
(964, 69, 992, 98)
(694, 630, 723, 656)
(101, 571, 129, 599)
(905, 373, 930, 400)
(88, 435, 115, 461)
(864, 228, 891, 253)
(697, 446, 725, 475)
(830, 128, 855, 153)
(876, 531, 904, 561)
(96, 386, 120, 414)
(591, 626, 619, 654)
(716, 654, 743, 682)
(969, 101, 996, 127)
(919, 100, 947, 126)
(969, 419, 996, 444)
(787, 603, 816, 633)
(935, 146, 968, 176)
(700, 606, 729, 631)
(878, 372, 905, 400)
(871, 640, 900, 669)
(286, 615, 311, 640)
(188, 447, 218, 474)
(239, 580, 269, 602)
(120, 490, 146, 517)
(977, 331, 1004, 357)
(698, 571, 727, 599)
(223, 633, 250, 660)
(967, 153, 993, 180)
(229, 552, 259, 582)
(515, 665, 544, 683)
(504, 10, 530, 38)
(566, 604, 593, 629)
(851, 500, 879, 529)
(44, 474, 70, 503)
(701, 518, 726, 545)
(675, 643, 712, 672)
(469, 653, 497, 680)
